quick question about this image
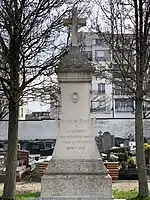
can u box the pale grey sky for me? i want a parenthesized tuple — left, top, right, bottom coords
(28, 2, 104, 112)
(28, 101, 49, 112)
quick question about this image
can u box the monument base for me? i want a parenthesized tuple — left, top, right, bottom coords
(40, 196, 114, 200)
(40, 159, 114, 200)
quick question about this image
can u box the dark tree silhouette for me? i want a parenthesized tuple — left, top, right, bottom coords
(94, 0, 150, 197)
(0, 0, 81, 199)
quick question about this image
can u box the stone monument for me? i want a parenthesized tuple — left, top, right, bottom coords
(40, 7, 113, 200)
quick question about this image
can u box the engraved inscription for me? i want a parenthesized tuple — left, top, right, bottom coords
(61, 118, 89, 125)
(60, 135, 92, 151)
(60, 118, 92, 151)
(61, 118, 90, 135)
(65, 129, 86, 134)
(66, 146, 85, 150)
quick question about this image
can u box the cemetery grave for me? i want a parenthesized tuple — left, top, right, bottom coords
(0, 150, 31, 182)
(101, 148, 138, 180)
(0, 139, 56, 183)
(0, 135, 143, 183)
(95, 130, 139, 181)
(19, 139, 55, 156)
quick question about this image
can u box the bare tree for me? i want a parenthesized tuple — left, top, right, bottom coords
(91, 93, 112, 113)
(93, 0, 150, 197)
(30, 77, 61, 118)
(0, 95, 8, 120)
(0, 0, 89, 199)
(0, 55, 9, 120)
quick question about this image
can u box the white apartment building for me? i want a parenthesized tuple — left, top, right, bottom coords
(47, 32, 150, 120)
(0, 97, 28, 120)
(18, 102, 28, 120)
(0, 53, 28, 120)
(83, 32, 150, 119)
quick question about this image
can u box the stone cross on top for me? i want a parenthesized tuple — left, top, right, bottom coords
(64, 7, 86, 47)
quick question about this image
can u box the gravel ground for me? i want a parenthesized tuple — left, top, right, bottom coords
(0, 180, 150, 193)
(112, 180, 150, 191)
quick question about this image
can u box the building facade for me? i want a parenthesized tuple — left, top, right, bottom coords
(47, 32, 150, 120)
(0, 97, 28, 120)
(82, 32, 150, 119)
(25, 111, 51, 120)
(0, 51, 28, 120)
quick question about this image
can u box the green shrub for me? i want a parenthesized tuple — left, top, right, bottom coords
(144, 143, 150, 152)
(127, 157, 136, 168)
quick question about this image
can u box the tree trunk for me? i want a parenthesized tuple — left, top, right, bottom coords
(135, 98, 149, 197)
(2, 101, 19, 200)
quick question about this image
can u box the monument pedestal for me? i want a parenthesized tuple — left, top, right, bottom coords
(40, 159, 113, 200)
(40, 47, 114, 200)
(40, 15, 114, 198)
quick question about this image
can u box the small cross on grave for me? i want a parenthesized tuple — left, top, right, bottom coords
(63, 7, 86, 47)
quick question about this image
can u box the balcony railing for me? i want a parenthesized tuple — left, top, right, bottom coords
(114, 90, 132, 96)
(90, 89, 105, 94)
(95, 57, 110, 62)
(115, 106, 134, 112)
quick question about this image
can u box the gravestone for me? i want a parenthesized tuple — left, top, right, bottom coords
(111, 135, 115, 147)
(95, 132, 115, 153)
(123, 139, 129, 147)
(103, 132, 112, 152)
(40, 7, 113, 200)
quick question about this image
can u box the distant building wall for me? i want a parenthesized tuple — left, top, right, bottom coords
(0, 118, 150, 140)
(25, 111, 51, 120)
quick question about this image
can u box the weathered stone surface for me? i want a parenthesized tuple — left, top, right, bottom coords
(40, 8, 113, 200)
(41, 173, 112, 197)
(56, 46, 95, 73)
(40, 159, 113, 200)
(44, 159, 108, 174)
(40, 197, 114, 200)
(40, 60, 113, 200)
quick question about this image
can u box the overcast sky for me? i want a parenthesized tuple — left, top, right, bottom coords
(28, 101, 49, 111)
(28, 2, 105, 112)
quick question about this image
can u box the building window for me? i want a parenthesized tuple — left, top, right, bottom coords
(95, 39, 104, 45)
(98, 83, 105, 94)
(114, 81, 133, 95)
(114, 85, 132, 95)
(115, 99, 134, 112)
(95, 50, 105, 61)
(114, 85, 121, 95)
(95, 50, 110, 61)
(21, 108, 24, 117)
(143, 102, 150, 112)
(115, 49, 133, 63)
(84, 51, 92, 61)
(113, 64, 133, 79)
(91, 100, 106, 112)
(114, 85, 127, 95)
